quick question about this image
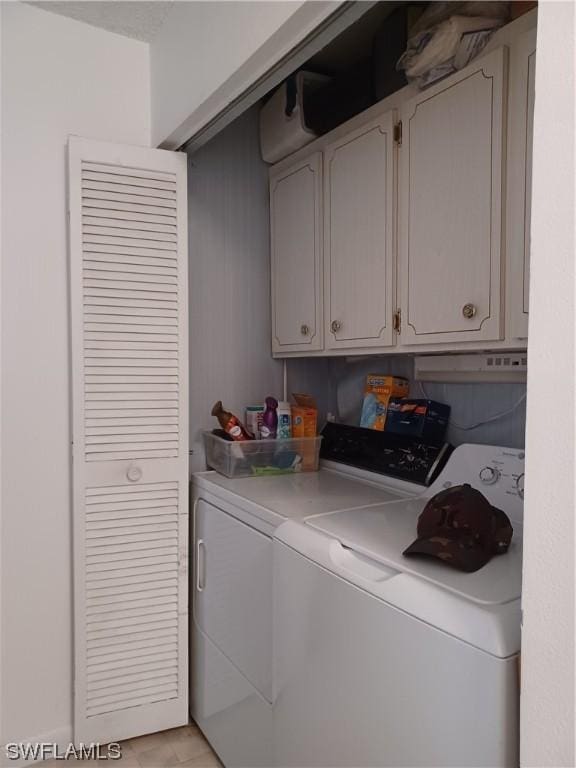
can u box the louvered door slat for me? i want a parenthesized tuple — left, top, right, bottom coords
(87, 485, 177, 499)
(86, 335, 178, 346)
(86, 346, 177, 356)
(86, 510, 177, 520)
(88, 672, 178, 696)
(86, 420, 178, 436)
(87, 642, 177, 661)
(82, 188, 177, 207)
(84, 208, 177, 225)
(87, 686, 179, 718)
(85, 263, 177, 277)
(88, 575, 177, 593)
(86, 353, 178, 363)
(85, 267, 177, 282)
(85, 255, 178, 270)
(85, 243, 178, 259)
(70, 138, 188, 743)
(83, 198, 179, 218)
(87, 506, 177, 519)
(87, 407, 177, 419)
(86, 390, 179, 396)
(88, 585, 177, 602)
(87, 415, 178, 425)
(86, 284, 177, 297)
(86, 432, 177, 443)
(87, 627, 176, 649)
(86, 392, 179, 400)
(85, 282, 177, 294)
(82, 161, 176, 181)
(87, 380, 178, 389)
(87, 528, 177, 542)
(84, 216, 177, 233)
(86, 390, 178, 396)
(82, 171, 177, 191)
(86, 305, 178, 317)
(89, 663, 178, 684)
(84, 233, 177, 248)
(85, 233, 178, 248)
(85, 338, 178, 351)
(82, 179, 176, 198)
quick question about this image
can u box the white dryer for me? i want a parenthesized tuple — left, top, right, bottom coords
(190, 464, 420, 768)
(273, 444, 524, 767)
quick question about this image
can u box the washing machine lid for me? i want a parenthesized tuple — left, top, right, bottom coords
(307, 497, 523, 606)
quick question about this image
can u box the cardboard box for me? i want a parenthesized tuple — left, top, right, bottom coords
(359, 375, 409, 431)
(291, 393, 317, 438)
(291, 394, 318, 471)
(385, 398, 450, 444)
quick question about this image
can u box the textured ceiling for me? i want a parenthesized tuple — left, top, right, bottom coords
(28, 1, 174, 42)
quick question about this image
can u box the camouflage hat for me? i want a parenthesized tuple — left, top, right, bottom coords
(403, 483, 513, 573)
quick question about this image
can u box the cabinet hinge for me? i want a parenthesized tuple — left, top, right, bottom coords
(393, 309, 401, 333)
(393, 121, 403, 146)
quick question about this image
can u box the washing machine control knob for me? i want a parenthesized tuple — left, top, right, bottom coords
(479, 466, 500, 485)
(516, 473, 525, 499)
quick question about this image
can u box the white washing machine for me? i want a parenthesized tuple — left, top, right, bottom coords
(273, 444, 524, 767)
(190, 463, 420, 768)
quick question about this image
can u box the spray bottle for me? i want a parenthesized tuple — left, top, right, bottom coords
(260, 397, 278, 439)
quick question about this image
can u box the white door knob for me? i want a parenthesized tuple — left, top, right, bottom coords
(126, 464, 143, 482)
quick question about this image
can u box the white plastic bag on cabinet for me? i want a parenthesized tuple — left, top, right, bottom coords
(397, 15, 504, 88)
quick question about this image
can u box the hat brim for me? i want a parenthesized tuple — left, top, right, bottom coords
(403, 536, 492, 573)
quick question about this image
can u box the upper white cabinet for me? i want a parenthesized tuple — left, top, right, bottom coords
(398, 48, 506, 346)
(268, 15, 536, 358)
(270, 153, 323, 353)
(324, 113, 396, 350)
(507, 28, 536, 340)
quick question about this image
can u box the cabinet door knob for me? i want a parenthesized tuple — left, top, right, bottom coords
(300, 324, 310, 336)
(126, 464, 143, 482)
(331, 320, 342, 333)
(462, 303, 477, 319)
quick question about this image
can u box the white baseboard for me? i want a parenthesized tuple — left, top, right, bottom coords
(1, 724, 73, 768)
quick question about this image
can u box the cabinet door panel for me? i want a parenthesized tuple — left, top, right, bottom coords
(399, 48, 506, 345)
(507, 29, 536, 340)
(325, 114, 395, 349)
(270, 154, 322, 353)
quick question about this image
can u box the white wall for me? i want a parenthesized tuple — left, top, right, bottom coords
(187, 107, 347, 470)
(187, 106, 284, 470)
(520, 1, 575, 765)
(0, 2, 150, 750)
(326, 356, 527, 449)
(150, 0, 339, 148)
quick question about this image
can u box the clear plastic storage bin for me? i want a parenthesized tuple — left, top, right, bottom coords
(203, 432, 322, 478)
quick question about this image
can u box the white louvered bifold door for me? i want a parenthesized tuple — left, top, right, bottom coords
(68, 137, 188, 744)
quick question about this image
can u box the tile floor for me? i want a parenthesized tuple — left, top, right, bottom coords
(43, 723, 222, 767)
